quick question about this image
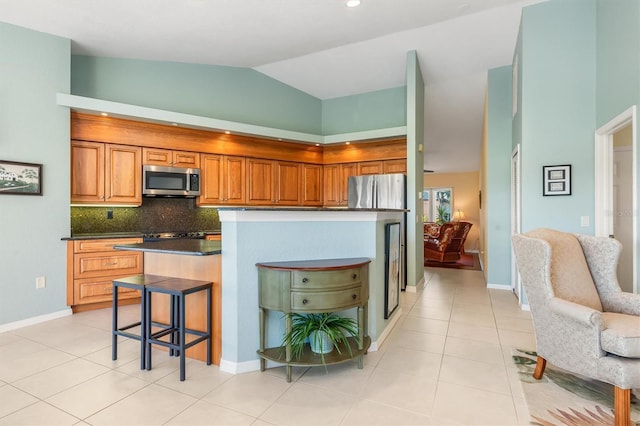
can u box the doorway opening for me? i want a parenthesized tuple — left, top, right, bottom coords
(594, 106, 637, 294)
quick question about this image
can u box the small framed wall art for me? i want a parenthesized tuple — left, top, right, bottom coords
(0, 160, 42, 195)
(543, 164, 571, 196)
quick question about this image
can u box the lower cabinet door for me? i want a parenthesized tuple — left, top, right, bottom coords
(74, 277, 140, 305)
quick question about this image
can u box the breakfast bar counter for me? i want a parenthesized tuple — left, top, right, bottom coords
(113, 239, 222, 365)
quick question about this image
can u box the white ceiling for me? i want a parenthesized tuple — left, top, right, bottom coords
(0, 0, 545, 173)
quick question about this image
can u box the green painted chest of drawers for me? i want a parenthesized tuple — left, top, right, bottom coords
(256, 257, 371, 382)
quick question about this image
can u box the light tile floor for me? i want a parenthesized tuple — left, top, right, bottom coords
(0, 267, 536, 425)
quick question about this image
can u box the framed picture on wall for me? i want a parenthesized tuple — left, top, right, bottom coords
(0, 160, 42, 195)
(543, 164, 571, 196)
(384, 222, 401, 319)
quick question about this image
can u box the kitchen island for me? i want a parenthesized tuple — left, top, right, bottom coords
(113, 239, 222, 364)
(217, 207, 405, 374)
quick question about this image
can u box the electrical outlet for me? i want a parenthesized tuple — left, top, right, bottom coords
(36, 276, 46, 289)
(581, 216, 590, 227)
(107, 210, 113, 219)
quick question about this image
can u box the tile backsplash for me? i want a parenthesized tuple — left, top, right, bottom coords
(70, 197, 220, 235)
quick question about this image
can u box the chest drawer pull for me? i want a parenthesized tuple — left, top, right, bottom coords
(352, 294, 357, 299)
(352, 274, 357, 280)
(302, 299, 308, 304)
(302, 277, 308, 283)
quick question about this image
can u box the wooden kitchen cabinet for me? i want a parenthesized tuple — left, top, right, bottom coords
(66, 237, 143, 311)
(71, 141, 142, 205)
(358, 161, 384, 175)
(383, 159, 407, 174)
(247, 159, 301, 206)
(142, 148, 200, 168)
(323, 163, 357, 207)
(301, 164, 323, 206)
(199, 154, 246, 205)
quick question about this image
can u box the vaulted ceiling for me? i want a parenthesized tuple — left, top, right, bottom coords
(0, 0, 545, 172)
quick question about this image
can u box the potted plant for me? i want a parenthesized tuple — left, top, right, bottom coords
(435, 204, 449, 225)
(282, 312, 359, 364)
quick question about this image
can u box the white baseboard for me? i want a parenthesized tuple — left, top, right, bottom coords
(219, 358, 262, 375)
(405, 276, 426, 293)
(487, 283, 512, 290)
(371, 308, 402, 350)
(0, 308, 72, 334)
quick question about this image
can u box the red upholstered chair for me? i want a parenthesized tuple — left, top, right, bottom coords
(424, 221, 472, 263)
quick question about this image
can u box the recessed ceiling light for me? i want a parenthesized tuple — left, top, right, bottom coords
(345, 142, 350, 145)
(346, 0, 361, 8)
(225, 131, 231, 134)
(100, 112, 108, 117)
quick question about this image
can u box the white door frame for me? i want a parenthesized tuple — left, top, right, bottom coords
(511, 144, 522, 300)
(595, 105, 637, 293)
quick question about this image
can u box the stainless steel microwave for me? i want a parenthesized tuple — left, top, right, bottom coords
(142, 165, 201, 197)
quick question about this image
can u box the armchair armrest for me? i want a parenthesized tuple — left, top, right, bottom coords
(548, 297, 605, 330)
(599, 292, 640, 315)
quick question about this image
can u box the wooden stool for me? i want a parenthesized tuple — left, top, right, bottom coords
(111, 274, 170, 369)
(144, 277, 212, 381)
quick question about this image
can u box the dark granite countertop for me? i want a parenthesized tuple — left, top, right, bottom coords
(61, 232, 143, 241)
(113, 239, 222, 256)
(62, 230, 221, 241)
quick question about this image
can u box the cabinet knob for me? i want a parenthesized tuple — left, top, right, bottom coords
(302, 299, 308, 304)
(352, 274, 357, 280)
(352, 294, 357, 300)
(302, 277, 308, 283)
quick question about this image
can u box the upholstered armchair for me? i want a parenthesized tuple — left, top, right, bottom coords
(424, 221, 472, 262)
(512, 229, 640, 426)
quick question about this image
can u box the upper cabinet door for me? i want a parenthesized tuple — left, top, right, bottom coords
(71, 140, 105, 203)
(322, 164, 341, 207)
(173, 151, 200, 168)
(358, 161, 384, 175)
(301, 164, 323, 206)
(143, 148, 200, 168)
(247, 158, 275, 205)
(275, 161, 301, 205)
(199, 154, 223, 204)
(105, 144, 142, 204)
(223, 156, 246, 204)
(383, 159, 407, 174)
(199, 154, 246, 205)
(143, 148, 172, 166)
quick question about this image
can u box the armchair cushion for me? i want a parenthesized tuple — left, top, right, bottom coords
(601, 312, 640, 357)
(424, 223, 441, 238)
(527, 228, 603, 312)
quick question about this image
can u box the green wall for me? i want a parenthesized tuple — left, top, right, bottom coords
(486, 66, 513, 288)
(405, 51, 425, 289)
(518, 0, 597, 233)
(595, 0, 640, 127)
(72, 55, 323, 134)
(0, 22, 71, 326)
(322, 87, 407, 134)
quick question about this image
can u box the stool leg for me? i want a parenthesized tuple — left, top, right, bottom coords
(169, 294, 175, 357)
(112, 284, 118, 361)
(146, 290, 153, 371)
(139, 289, 146, 370)
(179, 294, 186, 381)
(206, 286, 211, 366)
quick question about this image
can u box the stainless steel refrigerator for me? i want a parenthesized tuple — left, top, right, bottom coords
(347, 173, 407, 290)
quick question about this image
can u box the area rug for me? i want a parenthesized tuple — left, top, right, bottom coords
(424, 252, 481, 271)
(512, 348, 640, 426)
